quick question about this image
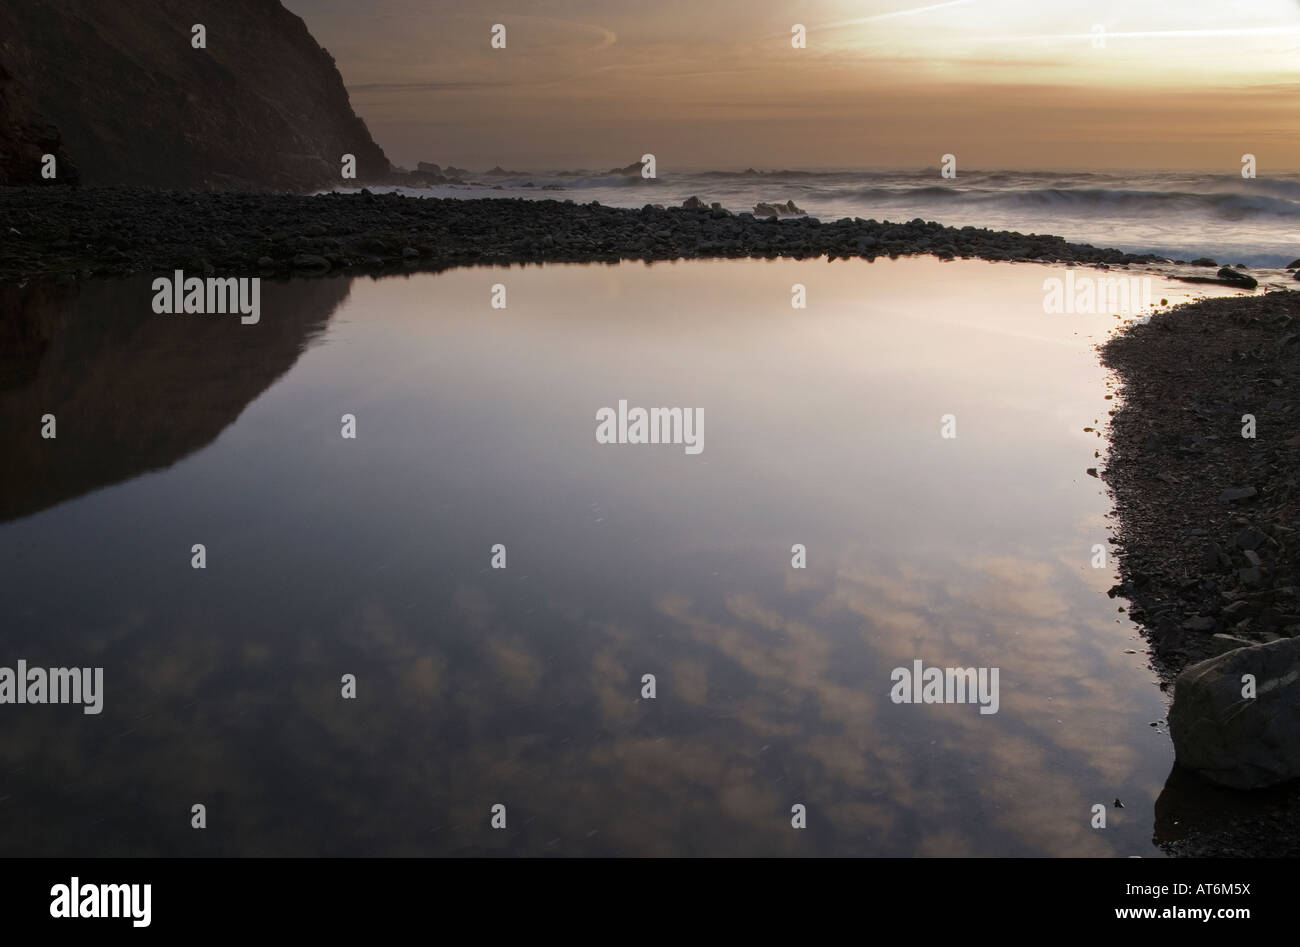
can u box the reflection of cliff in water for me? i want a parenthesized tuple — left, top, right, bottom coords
(0, 276, 351, 523)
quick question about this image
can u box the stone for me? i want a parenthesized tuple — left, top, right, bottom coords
(1207, 634, 1254, 656)
(1168, 636, 1300, 788)
(1235, 527, 1267, 550)
(1222, 600, 1252, 619)
(1199, 543, 1224, 572)
(291, 253, 330, 270)
(1217, 266, 1258, 288)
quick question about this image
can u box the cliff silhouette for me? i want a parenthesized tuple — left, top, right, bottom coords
(0, 0, 389, 189)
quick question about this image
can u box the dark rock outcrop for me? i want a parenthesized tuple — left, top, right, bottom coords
(754, 199, 806, 217)
(0, 0, 389, 189)
(1169, 266, 1259, 289)
(0, 61, 78, 185)
(1168, 637, 1300, 789)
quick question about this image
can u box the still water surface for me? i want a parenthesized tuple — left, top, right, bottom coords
(0, 258, 1244, 855)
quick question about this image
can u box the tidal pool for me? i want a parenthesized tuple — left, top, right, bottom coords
(0, 258, 1249, 855)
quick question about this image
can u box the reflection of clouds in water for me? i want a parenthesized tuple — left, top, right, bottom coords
(592, 648, 633, 723)
(621, 544, 1154, 855)
(259, 545, 1151, 854)
(2, 546, 1160, 856)
(961, 556, 1074, 622)
(491, 638, 543, 695)
(868, 551, 1156, 849)
(671, 658, 710, 705)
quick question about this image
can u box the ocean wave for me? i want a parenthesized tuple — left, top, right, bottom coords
(811, 184, 1300, 219)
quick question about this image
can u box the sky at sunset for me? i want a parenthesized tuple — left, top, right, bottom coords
(282, 0, 1300, 172)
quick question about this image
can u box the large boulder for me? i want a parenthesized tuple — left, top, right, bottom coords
(1168, 636, 1300, 789)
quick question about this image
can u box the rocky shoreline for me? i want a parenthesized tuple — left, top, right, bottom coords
(1101, 291, 1300, 675)
(1101, 290, 1300, 855)
(0, 186, 1169, 284)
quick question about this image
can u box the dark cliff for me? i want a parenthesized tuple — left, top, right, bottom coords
(0, 0, 390, 189)
(0, 60, 78, 185)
